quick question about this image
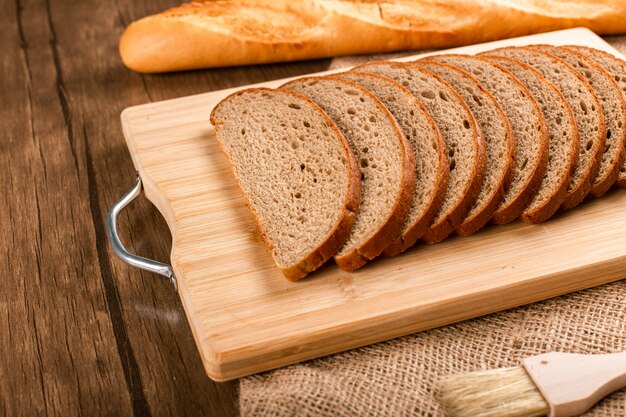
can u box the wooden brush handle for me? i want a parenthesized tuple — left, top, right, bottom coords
(523, 351, 626, 417)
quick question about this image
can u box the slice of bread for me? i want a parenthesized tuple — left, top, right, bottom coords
(533, 45, 625, 198)
(564, 45, 626, 189)
(481, 46, 606, 209)
(210, 88, 360, 280)
(426, 54, 549, 224)
(416, 60, 515, 235)
(338, 71, 449, 256)
(352, 61, 486, 243)
(486, 56, 579, 223)
(281, 76, 416, 271)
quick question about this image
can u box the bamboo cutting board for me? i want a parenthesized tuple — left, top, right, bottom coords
(120, 28, 626, 381)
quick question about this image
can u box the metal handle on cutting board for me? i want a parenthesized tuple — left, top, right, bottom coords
(106, 174, 177, 291)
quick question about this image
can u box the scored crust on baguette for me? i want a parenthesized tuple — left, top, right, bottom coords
(337, 71, 449, 256)
(481, 46, 606, 209)
(427, 54, 549, 225)
(352, 61, 486, 243)
(281, 76, 416, 271)
(535, 45, 626, 197)
(416, 60, 514, 235)
(568, 45, 626, 188)
(118, 0, 626, 72)
(210, 88, 360, 280)
(486, 56, 579, 223)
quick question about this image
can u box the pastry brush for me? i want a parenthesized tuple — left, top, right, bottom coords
(438, 351, 626, 417)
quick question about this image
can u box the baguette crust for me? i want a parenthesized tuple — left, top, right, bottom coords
(119, 0, 626, 72)
(566, 46, 626, 189)
(210, 88, 361, 281)
(281, 76, 416, 271)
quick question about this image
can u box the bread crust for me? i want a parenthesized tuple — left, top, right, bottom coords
(415, 67, 487, 243)
(412, 65, 487, 243)
(545, 54, 606, 209)
(331, 79, 416, 270)
(382, 122, 448, 256)
(280, 76, 416, 271)
(338, 71, 448, 257)
(484, 47, 606, 210)
(425, 55, 549, 225)
(481, 58, 550, 225)
(422, 126, 485, 243)
(457, 105, 513, 233)
(483, 56, 579, 224)
(530, 44, 623, 199)
(417, 60, 515, 236)
(210, 87, 361, 281)
(119, 0, 626, 73)
(565, 45, 626, 189)
(352, 61, 487, 244)
(388, 158, 448, 253)
(543, 46, 626, 198)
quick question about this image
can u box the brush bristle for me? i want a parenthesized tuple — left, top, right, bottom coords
(438, 366, 550, 417)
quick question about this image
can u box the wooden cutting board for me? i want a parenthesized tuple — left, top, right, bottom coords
(120, 28, 626, 381)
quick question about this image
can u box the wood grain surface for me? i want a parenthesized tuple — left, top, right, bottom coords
(1, 0, 626, 414)
(0, 0, 329, 414)
(121, 29, 626, 382)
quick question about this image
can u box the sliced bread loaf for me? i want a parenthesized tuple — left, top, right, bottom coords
(416, 60, 515, 235)
(426, 54, 549, 224)
(338, 71, 449, 256)
(352, 61, 486, 243)
(486, 56, 579, 223)
(210, 88, 361, 281)
(564, 45, 626, 189)
(281, 76, 416, 271)
(481, 46, 606, 209)
(533, 44, 625, 198)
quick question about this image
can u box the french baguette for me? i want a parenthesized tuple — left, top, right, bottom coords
(119, 0, 626, 73)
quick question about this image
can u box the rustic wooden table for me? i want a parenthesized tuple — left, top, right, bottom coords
(1, 0, 330, 415)
(3, 0, 626, 414)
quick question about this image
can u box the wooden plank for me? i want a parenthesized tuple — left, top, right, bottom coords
(120, 28, 626, 381)
(37, 0, 244, 415)
(0, 0, 270, 413)
(0, 0, 134, 414)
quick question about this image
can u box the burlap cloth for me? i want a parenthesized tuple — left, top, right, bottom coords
(239, 40, 626, 417)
